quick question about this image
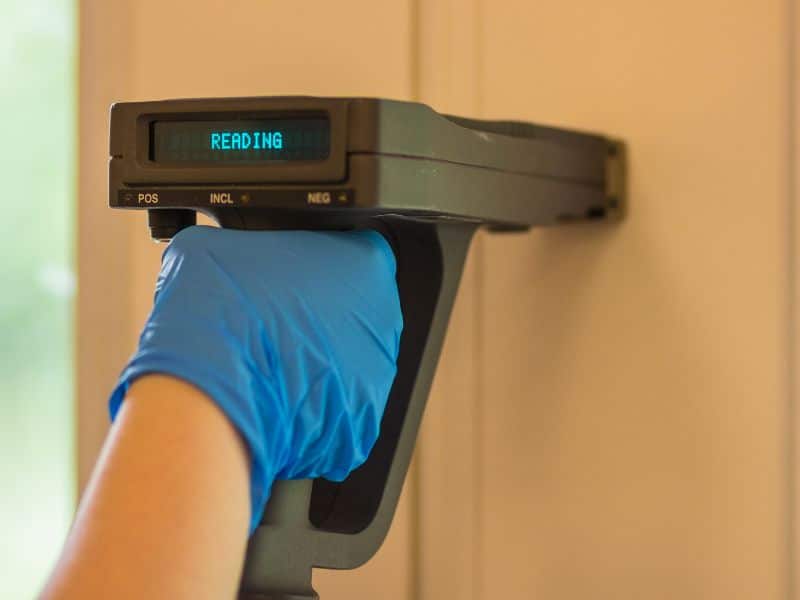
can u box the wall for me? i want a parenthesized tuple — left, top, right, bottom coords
(80, 1, 800, 598)
(417, 1, 799, 598)
(479, 3, 793, 598)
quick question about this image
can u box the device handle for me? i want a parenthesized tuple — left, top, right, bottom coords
(237, 480, 317, 599)
(237, 218, 477, 599)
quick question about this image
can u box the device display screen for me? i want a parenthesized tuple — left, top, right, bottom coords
(151, 117, 330, 163)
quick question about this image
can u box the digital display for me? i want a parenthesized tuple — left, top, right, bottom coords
(151, 117, 330, 163)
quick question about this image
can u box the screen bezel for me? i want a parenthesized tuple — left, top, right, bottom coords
(122, 98, 348, 184)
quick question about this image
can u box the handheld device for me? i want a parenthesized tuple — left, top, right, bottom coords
(109, 96, 626, 599)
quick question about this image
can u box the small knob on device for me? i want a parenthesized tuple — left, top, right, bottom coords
(147, 209, 197, 242)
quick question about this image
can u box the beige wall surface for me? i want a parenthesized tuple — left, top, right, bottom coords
(79, 1, 799, 599)
(476, 2, 792, 599)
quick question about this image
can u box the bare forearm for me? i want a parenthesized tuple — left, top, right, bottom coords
(40, 375, 251, 600)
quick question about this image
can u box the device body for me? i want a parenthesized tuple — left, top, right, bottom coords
(109, 96, 625, 599)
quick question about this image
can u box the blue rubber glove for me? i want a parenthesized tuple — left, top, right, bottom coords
(109, 225, 403, 533)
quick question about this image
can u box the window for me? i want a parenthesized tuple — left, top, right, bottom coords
(0, 0, 76, 597)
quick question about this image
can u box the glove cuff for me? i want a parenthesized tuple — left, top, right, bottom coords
(109, 331, 286, 534)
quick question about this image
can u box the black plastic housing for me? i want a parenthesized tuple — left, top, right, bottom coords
(110, 96, 625, 233)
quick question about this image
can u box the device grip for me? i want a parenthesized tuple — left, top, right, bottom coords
(238, 218, 477, 599)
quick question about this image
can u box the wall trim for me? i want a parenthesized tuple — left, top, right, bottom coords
(76, 0, 136, 492)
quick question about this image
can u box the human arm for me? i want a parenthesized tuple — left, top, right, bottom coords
(40, 375, 251, 600)
(40, 226, 402, 599)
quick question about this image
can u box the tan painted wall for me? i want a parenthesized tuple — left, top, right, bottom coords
(416, 1, 796, 598)
(79, 1, 799, 598)
(479, 2, 792, 598)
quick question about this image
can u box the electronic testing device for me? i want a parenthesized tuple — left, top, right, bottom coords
(109, 96, 626, 600)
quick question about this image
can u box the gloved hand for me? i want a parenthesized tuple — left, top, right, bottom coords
(109, 225, 403, 533)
